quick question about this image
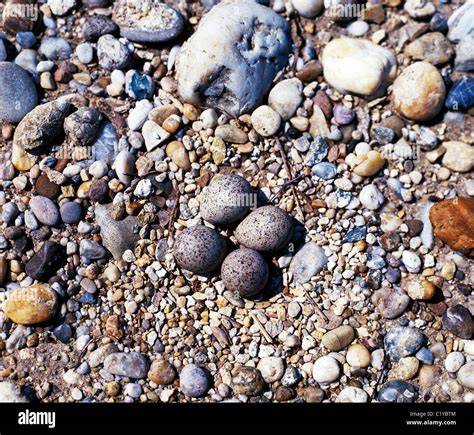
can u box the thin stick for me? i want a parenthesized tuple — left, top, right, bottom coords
(305, 288, 329, 323)
(167, 186, 181, 240)
(249, 311, 273, 344)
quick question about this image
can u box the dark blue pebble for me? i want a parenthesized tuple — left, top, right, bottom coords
(79, 292, 97, 304)
(384, 327, 425, 361)
(445, 78, 474, 112)
(53, 323, 73, 343)
(429, 12, 448, 33)
(336, 189, 352, 207)
(378, 380, 418, 403)
(372, 126, 395, 145)
(16, 32, 37, 48)
(367, 253, 385, 270)
(415, 347, 434, 365)
(385, 267, 401, 284)
(126, 70, 154, 100)
(343, 226, 367, 243)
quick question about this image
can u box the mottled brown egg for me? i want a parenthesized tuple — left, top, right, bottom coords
(173, 225, 226, 273)
(221, 248, 269, 298)
(235, 205, 293, 251)
(200, 174, 254, 225)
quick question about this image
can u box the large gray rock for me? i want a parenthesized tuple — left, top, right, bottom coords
(94, 203, 139, 259)
(0, 62, 38, 124)
(176, 0, 291, 117)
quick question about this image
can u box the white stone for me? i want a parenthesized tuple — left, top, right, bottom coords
(347, 21, 369, 37)
(292, 0, 324, 18)
(448, 0, 474, 42)
(336, 386, 369, 403)
(76, 42, 94, 64)
(48, 0, 77, 16)
(322, 38, 397, 96)
(176, 0, 291, 116)
(200, 109, 218, 129)
(113, 150, 136, 185)
(312, 356, 341, 384)
(257, 356, 285, 383)
(128, 100, 153, 131)
(402, 251, 422, 273)
(464, 340, 474, 355)
(0, 382, 28, 402)
(89, 160, 108, 179)
(445, 352, 465, 373)
(251, 105, 281, 137)
(142, 120, 171, 152)
(359, 184, 385, 210)
(457, 362, 474, 389)
(268, 78, 303, 120)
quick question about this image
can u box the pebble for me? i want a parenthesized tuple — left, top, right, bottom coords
(322, 38, 397, 96)
(321, 325, 355, 351)
(113, 0, 184, 43)
(288, 242, 327, 284)
(165, 141, 190, 170)
(59, 201, 83, 224)
(97, 35, 132, 71)
(457, 362, 474, 389)
(378, 380, 418, 403)
(80, 239, 107, 260)
(0, 382, 28, 403)
(336, 386, 369, 403)
(4, 284, 58, 325)
(442, 305, 473, 339)
(176, 0, 291, 116)
(221, 248, 268, 298)
(445, 352, 465, 373)
(351, 150, 386, 177)
(125, 70, 154, 100)
(95, 203, 139, 260)
(389, 357, 419, 381)
(445, 78, 474, 112)
(455, 32, 474, 72)
(268, 78, 303, 120)
(128, 99, 153, 131)
(25, 240, 65, 281)
(104, 352, 150, 379)
(179, 364, 210, 398)
(53, 323, 72, 343)
(235, 205, 293, 252)
(384, 327, 425, 361)
(2, 202, 20, 224)
(333, 105, 355, 125)
(113, 150, 136, 185)
(346, 343, 371, 368)
(392, 61, 446, 121)
(64, 107, 102, 146)
(404, 277, 436, 301)
(0, 39, 6, 61)
(257, 357, 285, 383)
(347, 21, 370, 37)
(429, 197, 474, 256)
(312, 162, 337, 180)
(76, 42, 94, 64)
(371, 287, 410, 319)
(305, 136, 329, 166)
(359, 184, 385, 210)
(292, 0, 324, 18)
(312, 356, 341, 384)
(251, 105, 281, 137)
(83, 14, 119, 41)
(174, 225, 227, 274)
(447, 0, 474, 42)
(402, 250, 422, 273)
(30, 196, 60, 226)
(200, 174, 253, 225)
(232, 366, 264, 396)
(404, 32, 454, 65)
(13, 99, 71, 151)
(215, 125, 248, 144)
(40, 37, 72, 60)
(0, 62, 38, 123)
(147, 360, 176, 385)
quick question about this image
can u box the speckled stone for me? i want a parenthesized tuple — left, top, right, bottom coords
(384, 327, 425, 361)
(4, 284, 58, 325)
(147, 360, 176, 385)
(232, 366, 265, 396)
(378, 380, 418, 403)
(174, 225, 227, 274)
(235, 205, 293, 252)
(64, 107, 102, 146)
(179, 364, 210, 398)
(442, 304, 473, 339)
(104, 352, 149, 379)
(13, 100, 72, 150)
(200, 174, 253, 225)
(371, 287, 410, 319)
(0, 62, 38, 123)
(221, 248, 269, 298)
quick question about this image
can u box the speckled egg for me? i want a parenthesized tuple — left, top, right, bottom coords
(200, 174, 254, 225)
(235, 205, 293, 251)
(173, 225, 226, 273)
(221, 248, 269, 298)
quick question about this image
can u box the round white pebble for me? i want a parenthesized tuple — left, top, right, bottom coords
(312, 356, 341, 384)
